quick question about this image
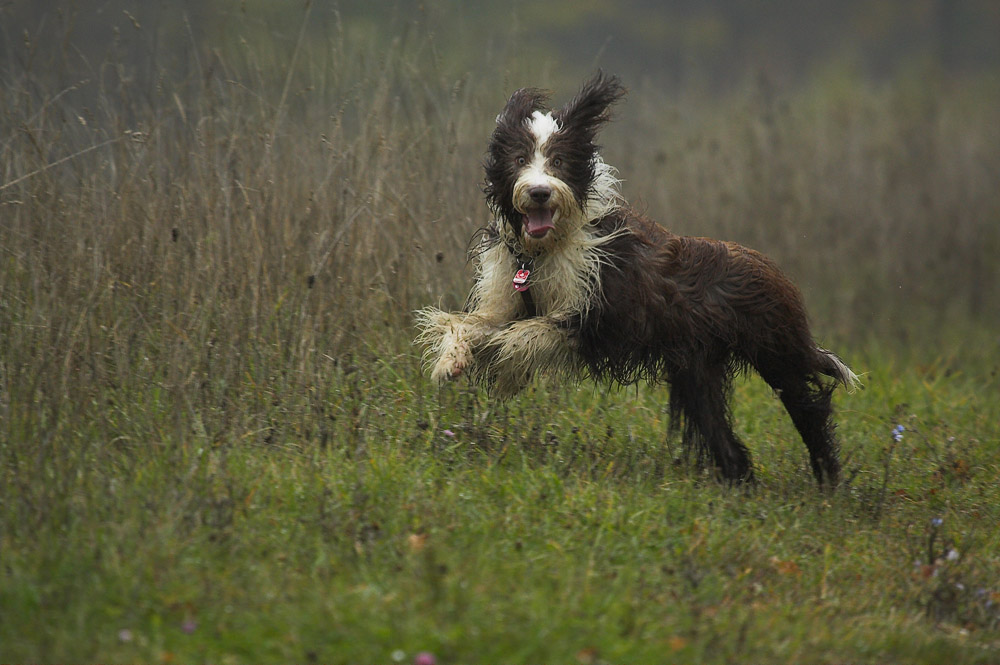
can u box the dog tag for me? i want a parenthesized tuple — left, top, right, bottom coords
(512, 268, 530, 292)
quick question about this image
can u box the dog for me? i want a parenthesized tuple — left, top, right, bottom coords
(416, 72, 860, 485)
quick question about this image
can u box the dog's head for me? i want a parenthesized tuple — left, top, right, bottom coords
(484, 72, 627, 252)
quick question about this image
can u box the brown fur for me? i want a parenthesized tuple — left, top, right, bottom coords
(570, 209, 858, 484)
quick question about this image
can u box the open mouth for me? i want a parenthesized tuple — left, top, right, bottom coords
(522, 207, 555, 238)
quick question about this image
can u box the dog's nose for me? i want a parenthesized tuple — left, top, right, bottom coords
(529, 186, 551, 205)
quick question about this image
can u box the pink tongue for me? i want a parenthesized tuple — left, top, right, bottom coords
(523, 209, 554, 237)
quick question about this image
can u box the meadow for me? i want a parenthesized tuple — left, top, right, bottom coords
(1, 9, 999, 663)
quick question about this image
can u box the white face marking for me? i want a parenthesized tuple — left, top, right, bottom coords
(527, 110, 559, 145)
(516, 111, 560, 217)
(525, 111, 559, 178)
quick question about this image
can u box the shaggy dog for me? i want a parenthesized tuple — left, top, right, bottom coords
(416, 72, 860, 485)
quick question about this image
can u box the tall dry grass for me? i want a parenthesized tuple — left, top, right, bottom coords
(619, 71, 1000, 343)
(1, 19, 497, 455)
(1, 14, 998, 456)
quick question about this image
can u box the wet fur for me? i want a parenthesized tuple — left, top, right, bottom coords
(416, 72, 859, 485)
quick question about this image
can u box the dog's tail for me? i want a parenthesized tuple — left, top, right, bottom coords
(816, 347, 863, 393)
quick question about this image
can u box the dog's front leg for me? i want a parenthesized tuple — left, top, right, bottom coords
(480, 316, 579, 398)
(414, 308, 503, 383)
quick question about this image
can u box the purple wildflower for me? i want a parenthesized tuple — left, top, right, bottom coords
(414, 653, 436, 665)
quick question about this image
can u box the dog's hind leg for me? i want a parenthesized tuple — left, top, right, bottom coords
(669, 363, 754, 483)
(780, 380, 840, 486)
(754, 354, 841, 486)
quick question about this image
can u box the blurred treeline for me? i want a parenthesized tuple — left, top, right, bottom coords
(4, 0, 999, 93)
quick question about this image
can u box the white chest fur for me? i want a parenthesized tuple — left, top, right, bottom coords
(473, 223, 614, 321)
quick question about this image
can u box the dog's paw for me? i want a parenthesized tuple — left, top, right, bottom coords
(431, 339, 473, 383)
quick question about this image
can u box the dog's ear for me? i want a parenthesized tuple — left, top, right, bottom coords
(555, 71, 626, 140)
(495, 87, 551, 127)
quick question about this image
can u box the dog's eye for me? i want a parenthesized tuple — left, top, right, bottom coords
(552, 157, 563, 167)
(516, 156, 526, 166)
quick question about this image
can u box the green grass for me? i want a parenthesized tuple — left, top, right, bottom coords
(3, 345, 999, 663)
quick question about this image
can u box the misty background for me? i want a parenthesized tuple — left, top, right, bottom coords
(5, 1, 999, 92)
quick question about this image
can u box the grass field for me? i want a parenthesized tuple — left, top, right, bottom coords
(2, 9, 999, 663)
(3, 347, 999, 662)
